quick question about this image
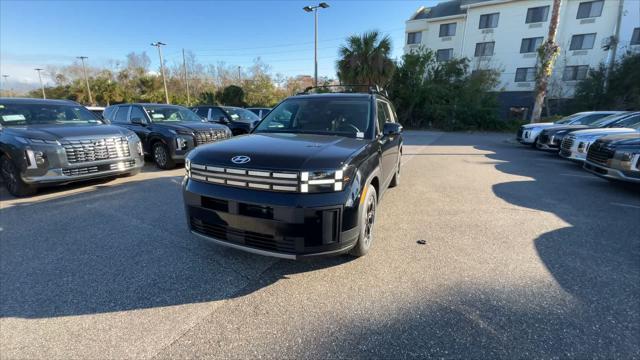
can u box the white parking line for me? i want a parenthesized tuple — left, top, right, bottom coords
(610, 202, 640, 210)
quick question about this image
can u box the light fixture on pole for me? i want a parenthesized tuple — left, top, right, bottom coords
(151, 41, 170, 104)
(34, 68, 46, 99)
(303, 2, 330, 87)
(77, 56, 94, 105)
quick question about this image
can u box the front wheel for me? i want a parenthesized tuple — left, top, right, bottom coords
(350, 185, 377, 257)
(152, 142, 176, 170)
(0, 156, 36, 197)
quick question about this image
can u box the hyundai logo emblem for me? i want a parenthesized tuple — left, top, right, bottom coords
(231, 155, 251, 164)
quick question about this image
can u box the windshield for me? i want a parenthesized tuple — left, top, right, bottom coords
(591, 113, 628, 127)
(223, 107, 260, 122)
(610, 114, 640, 128)
(0, 102, 102, 127)
(555, 113, 584, 124)
(568, 113, 611, 125)
(143, 105, 202, 123)
(254, 98, 372, 138)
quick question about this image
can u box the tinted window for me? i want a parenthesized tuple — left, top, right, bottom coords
(570, 33, 596, 50)
(210, 107, 227, 120)
(475, 42, 495, 57)
(439, 23, 456, 37)
(0, 102, 102, 127)
(103, 106, 116, 121)
(255, 98, 372, 138)
(611, 114, 640, 128)
(572, 113, 610, 125)
(376, 101, 391, 133)
(223, 107, 260, 122)
(515, 68, 536, 82)
(143, 105, 201, 122)
(479, 13, 499, 29)
(129, 106, 146, 123)
(632, 28, 640, 45)
(436, 49, 453, 62)
(407, 32, 422, 44)
(526, 6, 549, 23)
(520, 37, 543, 53)
(113, 106, 130, 123)
(577, 0, 603, 19)
(563, 65, 589, 81)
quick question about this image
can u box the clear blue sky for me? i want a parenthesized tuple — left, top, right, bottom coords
(0, 0, 438, 87)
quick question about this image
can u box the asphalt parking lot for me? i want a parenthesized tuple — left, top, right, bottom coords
(1, 131, 639, 359)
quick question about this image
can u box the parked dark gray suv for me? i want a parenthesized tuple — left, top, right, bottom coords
(104, 103, 231, 169)
(0, 98, 144, 196)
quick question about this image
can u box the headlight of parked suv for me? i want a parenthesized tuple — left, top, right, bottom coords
(300, 166, 356, 193)
(616, 150, 640, 170)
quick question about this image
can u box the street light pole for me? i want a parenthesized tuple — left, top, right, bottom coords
(303, 2, 330, 87)
(34, 68, 46, 99)
(1, 75, 8, 95)
(151, 41, 170, 104)
(77, 56, 94, 105)
(182, 48, 191, 106)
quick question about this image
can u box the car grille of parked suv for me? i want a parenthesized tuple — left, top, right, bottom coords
(62, 137, 130, 163)
(560, 136, 574, 156)
(194, 130, 229, 146)
(62, 160, 137, 176)
(586, 141, 614, 165)
(538, 133, 550, 144)
(190, 164, 299, 192)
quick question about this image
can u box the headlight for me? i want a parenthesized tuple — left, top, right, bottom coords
(617, 151, 638, 162)
(300, 166, 355, 193)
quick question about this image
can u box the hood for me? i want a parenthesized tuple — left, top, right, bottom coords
(521, 122, 555, 129)
(188, 133, 367, 171)
(598, 132, 640, 146)
(3, 124, 128, 140)
(572, 128, 637, 138)
(152, 121, 228, 132)
(542, 125, 590, 135)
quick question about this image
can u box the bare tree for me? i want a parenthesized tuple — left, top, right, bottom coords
(531, 0, 562, 122)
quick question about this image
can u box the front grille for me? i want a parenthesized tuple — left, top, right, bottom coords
(561, 136, 574, 151)
(63, 137, 130, 163)
(194, 129, 229, 146)
(586, 141, 614, 165)
(190, 164, 299, 192)
(62, 160, 137, 176)
(190, 216, 296, 253)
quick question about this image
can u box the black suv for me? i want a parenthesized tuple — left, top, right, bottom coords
(584, 133, 640, 183)
(191, 105, 261, 135)
(183, 90, 403, 259)
(104, 103, 231, 169)
(0, 98, 144, 196)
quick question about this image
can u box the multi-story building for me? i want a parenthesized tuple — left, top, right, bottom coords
(404, 0, 640, 119)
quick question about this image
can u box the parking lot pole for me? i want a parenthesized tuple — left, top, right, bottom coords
(34, 68, 46, 99)
(182, 49, 191, 106)
(151, 42, 170, 104)
(77, 56, 93, 105)
(303, 3, 329, 87)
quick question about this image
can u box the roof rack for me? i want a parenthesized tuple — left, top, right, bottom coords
(297, 84, 389, 97)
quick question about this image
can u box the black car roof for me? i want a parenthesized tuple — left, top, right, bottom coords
(111, 103, 187, 107)
(288, 92, 375, 100)
(0, 97, 79, 105)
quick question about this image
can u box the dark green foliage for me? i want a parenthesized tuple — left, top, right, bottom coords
(336, 31, 395, 87)
(215, 85, 246, 107)
(388, 49, 502, 131)
(572, 53, 640, 111)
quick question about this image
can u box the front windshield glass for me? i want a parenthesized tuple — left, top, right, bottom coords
(223, 107, 260, 122)
(591, 113, 627, 127)
(555, 113, 583, 124)
(254, 98, 371, 138)
(143, 105, 202, 123)
(610, 114, 640, 128)
(0, 102, 102, 127)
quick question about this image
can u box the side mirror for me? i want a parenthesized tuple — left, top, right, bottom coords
(217, 116, 229, 124)
(131, 117, 146, 125)
(383, 122, 403, 136)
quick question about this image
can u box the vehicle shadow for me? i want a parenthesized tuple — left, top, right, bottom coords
(0, 174, 352, 319)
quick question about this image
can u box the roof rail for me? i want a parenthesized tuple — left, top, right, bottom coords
(297, 84, 388, 97)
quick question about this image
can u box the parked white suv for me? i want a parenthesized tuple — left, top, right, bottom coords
(560, 112, 640, 161)
(516, 111, 621, 146)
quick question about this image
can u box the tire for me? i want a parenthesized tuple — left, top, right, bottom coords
(0, 156, 36, 197)
(531, 137, 539, 148)
(350, 184, 377, 257)
(152, 142, 176, 170)
(389, 153, 401, 188)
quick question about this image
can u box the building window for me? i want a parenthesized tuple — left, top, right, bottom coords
(526, 6, 549, 23)
(439, 23, 456, 37)
(577, 0, 603, 19)
(474, 42, 495, 57)
(520, 37, 543, 53)
(515, 67, 536, 82)
(632, 28, 640, 45)
(479, 13, 500, 29)
(407, 32, 422, 45)
(570, 33, 596, 50)
(436, 48, 453, 62)
(563, 65, 589, 81)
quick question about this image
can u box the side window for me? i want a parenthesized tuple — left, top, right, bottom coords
(376, 101, 390, 134)
(103, 107, 116, 121)
(113, 106, 130, 123)
(387, 102, 398, 123)
(210, 108, 226, 121)
(129, 106, 146, 123)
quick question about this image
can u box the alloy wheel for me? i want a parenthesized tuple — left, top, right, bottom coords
(363, 195, 376, 247)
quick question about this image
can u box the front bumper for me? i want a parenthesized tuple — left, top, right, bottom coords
(559, 148, 586, 162)
(23, 157, 143, 184)
(183, 178, 362, 259)
(583, 160, 640, 183)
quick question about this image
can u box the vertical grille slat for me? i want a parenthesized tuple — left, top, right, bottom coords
(586, 141, 614, 165)
(194, 129, 230, 146)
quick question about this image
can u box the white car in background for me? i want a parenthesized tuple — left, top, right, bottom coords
(516, 111, 622, 147)
(560, 112, 640, 162)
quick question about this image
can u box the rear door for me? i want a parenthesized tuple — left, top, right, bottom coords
(127, 106, 152, 153)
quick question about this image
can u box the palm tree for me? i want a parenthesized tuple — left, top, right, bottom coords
(336, 31, 395, 88)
